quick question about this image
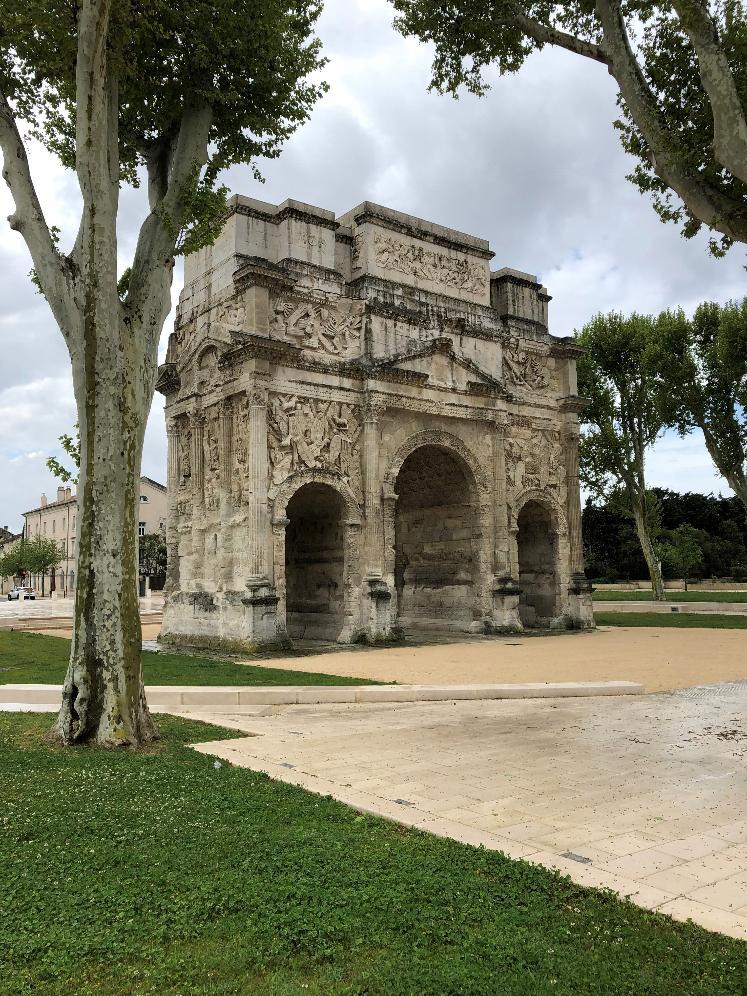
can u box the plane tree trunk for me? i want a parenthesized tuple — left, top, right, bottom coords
(631, 500, 665, 602)
(54, 317, 159, 746)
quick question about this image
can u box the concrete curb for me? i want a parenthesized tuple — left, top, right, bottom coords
(0, 680, 643, 710)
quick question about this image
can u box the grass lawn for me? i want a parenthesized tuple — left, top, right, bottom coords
(0, 631, 375, 686)
(593, 590, 747, 603)
(594, 611, 747, 629)
(1, 714, 744, 995)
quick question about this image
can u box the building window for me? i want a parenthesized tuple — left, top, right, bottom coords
(139, 494, 149, 503)
(138, 522, 146, 537)
(72, 515, 76, 530)
(52, 520, 56, 534)
(43, 521, 46, 534)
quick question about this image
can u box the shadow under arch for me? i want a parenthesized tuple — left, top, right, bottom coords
(383, 430, 487, 632)
(511, 490, 566, 627)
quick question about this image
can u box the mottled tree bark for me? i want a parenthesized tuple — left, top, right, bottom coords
(631, 501, 666, 602)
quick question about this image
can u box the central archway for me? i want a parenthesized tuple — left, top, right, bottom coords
(285, 482, 345, 640)
(393, 444, 478, 631)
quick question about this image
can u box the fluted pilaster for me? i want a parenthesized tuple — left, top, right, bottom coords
(247, 389, 269, 580)
(219, 399, 233, 493)
(492, 416, 510, 576)
(190, 413, 205, 503)
(362, 398, 385, 576)
(564, 426, 584, 574)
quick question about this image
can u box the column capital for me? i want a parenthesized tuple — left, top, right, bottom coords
(363, 397, 386, 423)
(247, 387, 268, 408)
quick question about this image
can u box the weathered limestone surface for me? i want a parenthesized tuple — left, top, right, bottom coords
(157, 197, 593, 650)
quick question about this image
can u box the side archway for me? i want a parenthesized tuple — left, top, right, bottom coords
(271, 470, 362, 643)
(511, 491, 565, 627)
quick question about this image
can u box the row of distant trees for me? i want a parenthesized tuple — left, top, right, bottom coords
(577, 298, 747, 599)
(583, 489, 747, 588)
(0, 537, 65, 596)
(0, 531, 167, 595)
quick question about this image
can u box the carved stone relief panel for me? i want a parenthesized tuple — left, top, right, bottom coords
(232, 397, 251, 505)
(195, 346, 220, 392)
(270, 297, 363, 356)
(203, 410, 221, 510)
(215, 298, 245, 334)
(267, 393, 362, 496)
(374, 233, 484, 295)
(178, 423, 192, 491)
(502, 336, 550, 391)
(505, 427, 566, 505)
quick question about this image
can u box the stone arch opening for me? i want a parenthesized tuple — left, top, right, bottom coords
(285, 482, 346, 641)
(394, 444, 478, 630)
(516, 500, 559, 626)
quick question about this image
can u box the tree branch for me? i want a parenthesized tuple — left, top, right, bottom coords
(595, 0, 747, 243)
(671, 0, 747, 184)
(0, 91, 78, 338)
(126, 101, 213, 360)
(509, 7, 609, 65)
(75, 0, 118, 209)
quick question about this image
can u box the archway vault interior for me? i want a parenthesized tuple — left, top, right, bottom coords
(285, 482, 345, 641)
(517, 500, 558, 626)
(394, 444, 478, 630)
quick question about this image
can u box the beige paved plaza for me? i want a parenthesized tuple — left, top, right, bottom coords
(238, 626, 747, 693)
(190, 681, 747, 940)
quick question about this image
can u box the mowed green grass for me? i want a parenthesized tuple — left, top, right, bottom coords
(1, 714, 744, 996)
(593, 590, 747, 602)
(0, 631, 375, 686)
(594, 611, 747, 629)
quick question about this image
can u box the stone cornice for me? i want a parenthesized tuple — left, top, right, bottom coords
(274, 204, 339, 232)
(550, 337, 585, 360)
(233, 257, 297, 292)
(227, 201, 339, 232)
(559, 395, 591, 414)
(156, 362, 180, 397)
(221, 332, 303, 366)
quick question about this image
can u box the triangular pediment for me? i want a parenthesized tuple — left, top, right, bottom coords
(372, 338, 510, 396)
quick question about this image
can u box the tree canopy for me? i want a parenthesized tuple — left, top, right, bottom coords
(655, 297, 747, 512)
(391, 1, 747, 253)
(576, 311, 676, 597)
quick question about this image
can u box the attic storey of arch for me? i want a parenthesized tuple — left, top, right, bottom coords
(392, 1, 747, 254)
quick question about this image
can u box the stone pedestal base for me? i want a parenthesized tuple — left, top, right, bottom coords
(161, 581, 288, 653)
(488, 575, 523, 632)
(357, 574, 394, 643)
(567, 572, 595, 629)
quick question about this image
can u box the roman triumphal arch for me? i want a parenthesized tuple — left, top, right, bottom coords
(157, 196, 593, 651)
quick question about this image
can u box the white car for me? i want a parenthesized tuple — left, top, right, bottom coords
(7, 586, 36, 601)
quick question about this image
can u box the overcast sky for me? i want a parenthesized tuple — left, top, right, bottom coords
(1, 0, 744, 531)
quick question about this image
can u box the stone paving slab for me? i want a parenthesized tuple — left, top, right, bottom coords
(188, 683, 747, 940)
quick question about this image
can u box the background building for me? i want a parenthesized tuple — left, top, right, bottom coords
(8, 477, 167, 597)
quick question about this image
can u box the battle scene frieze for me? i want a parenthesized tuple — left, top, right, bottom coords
(267, 393, 362, 496)
(270, 297, 363, 357)
(374, 233, 484, 296)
